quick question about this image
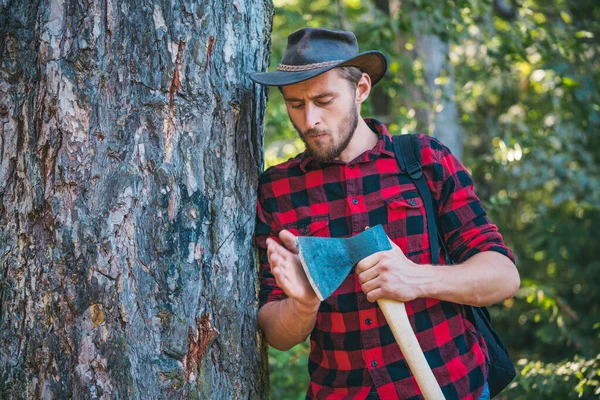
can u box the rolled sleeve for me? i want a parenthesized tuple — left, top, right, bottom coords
(255, 183, 288, 309)
(434, 141, 515, 264)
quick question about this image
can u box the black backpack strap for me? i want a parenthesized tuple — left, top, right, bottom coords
(392, 134, 442, 264)
(392, 133, 516, 396)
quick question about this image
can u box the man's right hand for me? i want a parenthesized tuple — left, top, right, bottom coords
(266, 229, 320, 311)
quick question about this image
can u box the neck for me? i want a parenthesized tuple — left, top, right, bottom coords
(336, 117, 378, 163)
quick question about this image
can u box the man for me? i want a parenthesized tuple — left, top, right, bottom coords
(250, 28, 520, 400)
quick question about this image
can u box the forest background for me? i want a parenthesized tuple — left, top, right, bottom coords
(262, 0, 600, 399)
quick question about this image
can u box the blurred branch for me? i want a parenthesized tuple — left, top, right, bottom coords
(556, 297, 579, 321)
(373, 0, 391, 15)
(494, 0, 518, 20)
(336, 0, 345, 30)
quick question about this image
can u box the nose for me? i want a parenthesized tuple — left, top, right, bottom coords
(304, 103, 321, 130)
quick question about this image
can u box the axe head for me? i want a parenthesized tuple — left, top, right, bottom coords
(296, 225, 392, 301)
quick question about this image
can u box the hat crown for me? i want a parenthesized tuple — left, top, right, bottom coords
(281, 28, 359, 66)
(248, 27, 387, 87)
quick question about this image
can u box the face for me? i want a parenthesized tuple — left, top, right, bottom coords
(282, 69, 361, 163)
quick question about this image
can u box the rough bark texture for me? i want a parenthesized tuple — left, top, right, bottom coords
(0, 0, 272, 398)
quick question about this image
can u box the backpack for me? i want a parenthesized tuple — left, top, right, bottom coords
(392, 133, 516, 398)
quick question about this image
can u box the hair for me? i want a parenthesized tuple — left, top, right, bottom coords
(278, 66, 364, 93)
(336, 66, 363, 90)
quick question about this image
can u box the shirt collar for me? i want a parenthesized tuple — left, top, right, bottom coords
(299, 118, 396, 172)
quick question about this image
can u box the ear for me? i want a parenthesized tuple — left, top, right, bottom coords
(355, 73, 371, 104)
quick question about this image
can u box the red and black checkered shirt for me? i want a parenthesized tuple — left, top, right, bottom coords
(255, 119, 515, 400)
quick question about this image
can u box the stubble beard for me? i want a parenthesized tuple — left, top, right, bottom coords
(293, 103, 359, 163)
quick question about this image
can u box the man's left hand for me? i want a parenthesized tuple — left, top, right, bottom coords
(355, 237, 433, 303)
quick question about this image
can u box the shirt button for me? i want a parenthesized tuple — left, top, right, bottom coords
(366, 318, 372, 325)
(349, 165, 354, 169)
(371, 360, 378, 367)
(352, 198, 359, 205)
(409, 199, 416, 206)
(301, 227, 308, 235)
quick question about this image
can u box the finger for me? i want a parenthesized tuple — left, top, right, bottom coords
(271, 265, 290, 289)
(267, 238, 292, 261)
(278, 229, 299, 254)
(267, 237, 285, 252)
(272, 258, 292, 280)
(268, 252, 280, 268)
(356, 262, 380, 284)
(267, 245, 280, 265)
(366, 287, 384, 303)
(355, 252, 382, 274)
(360, 276, 379, 294)
(266, 239, 281, 258)
(270, 244, 294, 265)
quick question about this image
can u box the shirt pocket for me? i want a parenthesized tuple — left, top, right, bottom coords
(282, 215, 330, 238)
(384, 192, 427, 253)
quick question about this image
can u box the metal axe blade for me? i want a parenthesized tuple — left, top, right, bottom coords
(296, 225, 391, 301)
(295, 224, 445, 399)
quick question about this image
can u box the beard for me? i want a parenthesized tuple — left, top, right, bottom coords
(292, 103, 359, 163)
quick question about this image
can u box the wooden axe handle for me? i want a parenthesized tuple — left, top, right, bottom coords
(378, 298, 445, 400)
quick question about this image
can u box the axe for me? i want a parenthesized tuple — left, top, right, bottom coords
(296, 225, 444, 399)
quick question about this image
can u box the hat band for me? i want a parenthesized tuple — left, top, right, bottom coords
(277, 59, 345, 72)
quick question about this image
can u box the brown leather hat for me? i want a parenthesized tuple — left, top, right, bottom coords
(250, 27, 387, 87)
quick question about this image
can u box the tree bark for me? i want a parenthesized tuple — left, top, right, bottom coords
(411, 12, 464, 160)
(370, 0, 391, 123)
(0, 0, 273, 398)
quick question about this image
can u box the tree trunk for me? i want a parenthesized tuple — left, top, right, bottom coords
(0, 0, 273, 398)
(370, 0, 391, 123)
(411, 12, 464, 160)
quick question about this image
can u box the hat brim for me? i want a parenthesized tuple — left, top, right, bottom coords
(249, 50, 388, 87)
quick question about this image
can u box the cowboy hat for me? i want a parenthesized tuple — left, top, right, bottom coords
(249, 27, 387, 87)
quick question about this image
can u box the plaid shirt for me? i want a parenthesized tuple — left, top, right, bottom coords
(255, 119, 515, 400)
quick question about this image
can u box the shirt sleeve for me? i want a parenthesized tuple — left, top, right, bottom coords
(255, 178, 288, 309)
(429, 138, 516, 264)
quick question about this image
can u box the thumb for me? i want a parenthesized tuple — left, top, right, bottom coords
(278, 229, 299, 254)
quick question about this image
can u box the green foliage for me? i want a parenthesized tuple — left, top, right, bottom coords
(268, 341, 310, 400)
(456, 0, 600, 372)
(263, 0, 600, 398)
(508, 355, 600, 399)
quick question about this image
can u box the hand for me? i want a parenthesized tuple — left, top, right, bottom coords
(355, 237, 430, 303)
(266, 230, 320, 311)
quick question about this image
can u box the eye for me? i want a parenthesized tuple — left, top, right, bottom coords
(290, 103, 304, 110)
(316, 99, 333, 107)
